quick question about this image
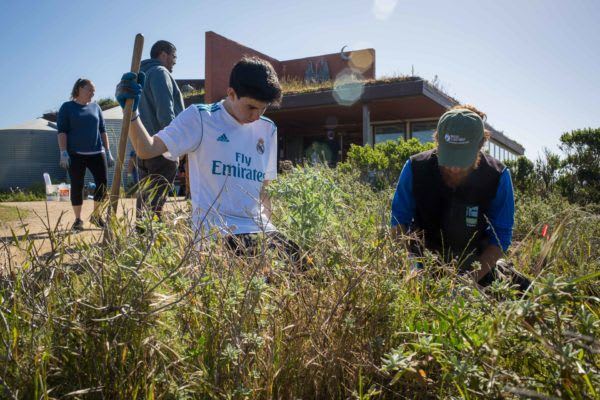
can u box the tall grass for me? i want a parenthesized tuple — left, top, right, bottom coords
(0, 166, 598, 399)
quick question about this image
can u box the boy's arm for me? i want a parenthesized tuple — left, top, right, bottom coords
(128, 115, 168, 159)
(117, 72, 203, 161)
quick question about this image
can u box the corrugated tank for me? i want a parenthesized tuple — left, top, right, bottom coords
(102, 106, 134, 188)
(0, 118, 68, 190)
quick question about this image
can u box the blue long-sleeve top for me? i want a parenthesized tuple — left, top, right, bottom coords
(57, 101, 106, 153)
(391, 159, 515, 251)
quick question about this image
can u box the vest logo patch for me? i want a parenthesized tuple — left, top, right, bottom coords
(217, 133, 230, 143)
(445, 133, 470, 144)
(465, 206, 479, 227)
(256, 138, 265, 155)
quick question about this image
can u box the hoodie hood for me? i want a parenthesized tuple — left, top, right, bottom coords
(140, 58, 163, 73)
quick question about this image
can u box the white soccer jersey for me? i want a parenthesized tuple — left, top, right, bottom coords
(156, 101, 278, 235)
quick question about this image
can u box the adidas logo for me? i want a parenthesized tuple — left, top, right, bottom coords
(217, 133, 229, 143)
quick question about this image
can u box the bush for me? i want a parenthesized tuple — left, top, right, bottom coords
(339, 139, 434, 190)
(0, 184, 46, 202)
(268, 165, 390, 248)
(97, 97, 119, 110)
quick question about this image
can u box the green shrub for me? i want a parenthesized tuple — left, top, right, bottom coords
(268, 165, 390, 248)
(0, 184, 46, 202)
(339, 138, 434, 190)
(97, 97, 119, 110)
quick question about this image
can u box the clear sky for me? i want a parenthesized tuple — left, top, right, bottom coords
(1, 0, 598, 158)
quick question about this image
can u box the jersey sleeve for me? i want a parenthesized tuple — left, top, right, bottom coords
(155, 105, 203, 158)
(486, 168, 515, 251)
(391, 159, 416, 227)
(264, 126, 277, 181)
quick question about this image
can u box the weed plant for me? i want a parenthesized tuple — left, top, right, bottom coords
(0, 166, 598, 399)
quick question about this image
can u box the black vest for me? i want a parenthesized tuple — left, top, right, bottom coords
(410, 149, 505, 268)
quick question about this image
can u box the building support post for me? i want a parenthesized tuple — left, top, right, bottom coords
(362, 103, 371, 147)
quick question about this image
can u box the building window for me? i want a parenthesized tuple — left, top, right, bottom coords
(374, 124, 406, 144)
(410, 121, 437, 144)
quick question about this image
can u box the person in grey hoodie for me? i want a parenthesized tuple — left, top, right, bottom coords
(135, 40, 185, 225)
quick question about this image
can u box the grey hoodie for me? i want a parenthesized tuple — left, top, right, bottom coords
(139, 58, 185, 137)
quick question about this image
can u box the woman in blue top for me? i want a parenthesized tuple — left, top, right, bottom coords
(57, 78, 115, 231)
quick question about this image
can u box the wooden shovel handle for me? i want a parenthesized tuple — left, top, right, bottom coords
(108, 33, 144, 215)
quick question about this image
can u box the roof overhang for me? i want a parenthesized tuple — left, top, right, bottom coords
(266, 79, 524, 155)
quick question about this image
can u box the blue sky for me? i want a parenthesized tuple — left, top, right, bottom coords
(0, 0, 598, 158)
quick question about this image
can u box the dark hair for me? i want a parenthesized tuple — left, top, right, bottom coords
(150, 40, 176, 59)
(229, 57, 282, 105)
(70, 78, 92, 100)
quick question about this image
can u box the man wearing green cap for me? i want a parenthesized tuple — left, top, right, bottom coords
(391, 106, 528, 290)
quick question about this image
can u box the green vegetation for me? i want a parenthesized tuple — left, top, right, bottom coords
(183, 89, 206, 107)
(0, 205, 28, 226)
(0, 184, 46, 202)
(1, 133, 599, 398)
(280, 75, 420, 96)
(339, 138, 434, 189)
(182, 89, 205, 99)
(506, 127, 600, 205)
(96, 97, 119, 111)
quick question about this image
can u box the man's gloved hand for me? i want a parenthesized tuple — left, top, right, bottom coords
(59, 150, 70, 169)
(115, 72, 146, 112)
(106, 150, 115, 168)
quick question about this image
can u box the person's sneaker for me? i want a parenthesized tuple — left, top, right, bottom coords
(71, 218, 84, 232)
(89, 215, 105, 228)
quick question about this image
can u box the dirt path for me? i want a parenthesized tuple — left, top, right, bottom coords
(0, 198, 186, 267)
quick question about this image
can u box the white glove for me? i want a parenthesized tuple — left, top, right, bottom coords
(59, 150, 70, 169)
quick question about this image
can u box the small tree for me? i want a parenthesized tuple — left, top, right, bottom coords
(558, 127, 600, 204)
(535, 148, 562, 194)
(505, 156, 536, 194)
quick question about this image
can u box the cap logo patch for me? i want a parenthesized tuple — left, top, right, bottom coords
(444, 133, 470, 144)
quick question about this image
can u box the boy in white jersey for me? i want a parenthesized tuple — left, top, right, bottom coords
(116, 57, 299, 259)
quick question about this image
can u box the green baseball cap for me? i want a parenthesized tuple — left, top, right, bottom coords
(436, 109, 484, 168)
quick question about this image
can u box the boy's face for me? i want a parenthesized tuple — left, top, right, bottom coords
(226, 88, 269, 124)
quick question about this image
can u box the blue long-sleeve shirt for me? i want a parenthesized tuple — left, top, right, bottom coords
(57, 101, 106, 153)
(391, 159, 515, 251)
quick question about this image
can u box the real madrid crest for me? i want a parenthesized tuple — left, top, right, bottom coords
(256, 138, 265, 155)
